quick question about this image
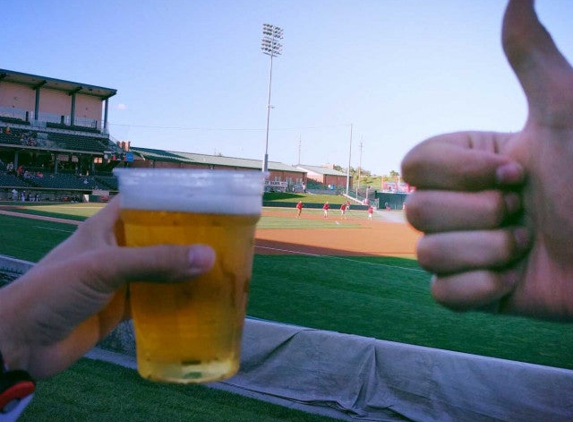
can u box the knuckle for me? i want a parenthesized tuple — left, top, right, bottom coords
(430, 277, 464, 310)
(416, 236, 441, 272)
(474, 191, 506, 228)
(488, 230, 521, 267)
(490, 191, 508, 226)
(404, 192, 436, 231)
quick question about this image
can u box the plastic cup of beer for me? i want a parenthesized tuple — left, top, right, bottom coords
(113, 168, 265, 384)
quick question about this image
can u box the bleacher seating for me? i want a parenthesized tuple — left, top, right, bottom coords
(46, 132, 109, 153)
(0, 173, 31, 188)
(1, 114, 119, 195)
(1, 126, 111, 153)
(29, 173, 101, 190)
(0, 116, 30, 125)
(46, 122, 100, 134)
(94, 175, 118, 190)
(0, 168, 119, 194)
(1, 99, 119, 198)
(0, 132, 22, 146)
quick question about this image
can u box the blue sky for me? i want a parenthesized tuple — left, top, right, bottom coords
(3, 1, 573, 175)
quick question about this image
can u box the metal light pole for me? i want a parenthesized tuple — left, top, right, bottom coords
(261, 23, 283, 173)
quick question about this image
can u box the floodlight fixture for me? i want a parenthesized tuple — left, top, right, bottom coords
(261, 24, 284, 173)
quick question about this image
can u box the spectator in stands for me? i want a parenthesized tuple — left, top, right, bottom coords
(401, 0, 573, 321)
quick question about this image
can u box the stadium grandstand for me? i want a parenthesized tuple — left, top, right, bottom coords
(0, 68, 124, 201)
(0, 68, 349, 201)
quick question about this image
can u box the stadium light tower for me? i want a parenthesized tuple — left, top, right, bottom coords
(261, 23, 283, 173)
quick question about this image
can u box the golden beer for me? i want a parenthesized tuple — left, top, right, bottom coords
(121, 210, 259, 383)
(114, 168, 265, 384)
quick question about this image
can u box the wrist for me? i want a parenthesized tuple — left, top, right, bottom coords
(0, 351, 35, 418)
(0, 283, 31, 373)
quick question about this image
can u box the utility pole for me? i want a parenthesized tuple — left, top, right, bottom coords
(345, 124, 353, 195)
(356, 138, 363, 197)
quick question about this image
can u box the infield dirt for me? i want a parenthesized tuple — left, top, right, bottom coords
(255, 209, 420, 257)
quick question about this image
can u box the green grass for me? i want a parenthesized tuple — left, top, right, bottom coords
(1, 208, 571, 370)
(2, 203, 572, 420)
(0, 202, 99, 220)
(0, 214, 76, 261)
(248, 255, 573, 369)
(21, 358, 339, 422)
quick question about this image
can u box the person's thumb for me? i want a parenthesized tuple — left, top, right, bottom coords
(28, 244, 217, 302)
(81, 244, 217, 293)
(502, 0, 573, 123)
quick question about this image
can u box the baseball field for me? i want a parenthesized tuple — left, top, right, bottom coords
(0, 200, 571, 421)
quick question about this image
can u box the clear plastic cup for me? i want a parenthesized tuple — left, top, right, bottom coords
(114, 168, 265, 383)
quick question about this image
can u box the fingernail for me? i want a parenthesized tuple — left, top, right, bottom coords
(503, 192, 521, 215)
(496, 162, 524, 186)
(188, 245, 216, 271)
(512, 227, 531, 252)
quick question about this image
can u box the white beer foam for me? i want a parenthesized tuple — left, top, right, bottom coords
(114, 168, 265, 215)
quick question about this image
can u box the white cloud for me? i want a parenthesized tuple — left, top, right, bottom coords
(117, 103, 127, 110)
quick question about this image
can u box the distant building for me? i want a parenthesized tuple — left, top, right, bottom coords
(128, 147, 307, 192)
(296, 164, 350, 190)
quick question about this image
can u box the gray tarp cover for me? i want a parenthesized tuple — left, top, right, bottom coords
(95, 318, 573, 422)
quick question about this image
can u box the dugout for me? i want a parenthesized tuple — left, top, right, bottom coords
(375, 192, 407, 210)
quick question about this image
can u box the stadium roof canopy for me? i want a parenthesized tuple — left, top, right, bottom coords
(131, 147, 303, 173)
(0, 68, 117, 100)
